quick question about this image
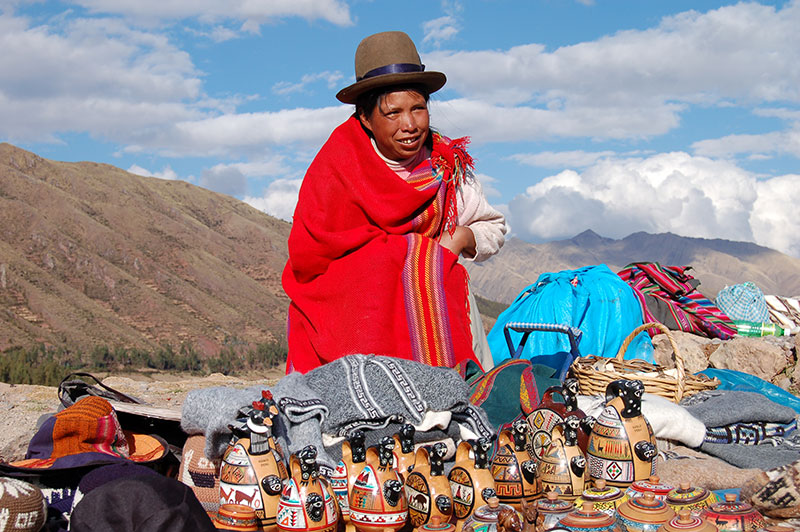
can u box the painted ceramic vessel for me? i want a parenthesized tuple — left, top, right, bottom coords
(538, 421, 587, 501)
(557, 502, 617, 532)
(657, 510, 719, 532)
(220, 391, 289, 532)
(616, 491, 676, 532)
(626, 476, 675, 502)
(415, 515, 458, 532)
(330, 430, 367, 531)
(461, 497, 521, 532)
(531, 491, 574, 532)
(449, 438, 497, 532)
(392, 423, 416, 481)
(406, 442, 455, 528)
(348, 437, 408, 532)
(666, 483, 719, 516)
(574, 478, 628, 518)
(586, 380, 657, 489)
(491, 419, 539, 510)
(216, 503, 260, 531)
(700, 493, 765, 532)
(527, 379, 593, 458)
(276, 446, 339, 532)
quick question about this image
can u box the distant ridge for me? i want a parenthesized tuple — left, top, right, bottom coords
(0, 143, 290, 355)
(466, 231, 800, 305)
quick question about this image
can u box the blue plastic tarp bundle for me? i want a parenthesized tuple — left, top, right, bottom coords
(487, 264, 655, 370)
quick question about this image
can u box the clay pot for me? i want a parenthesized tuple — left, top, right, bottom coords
(276, 446, 339, 532)
(460, 497, 521, 532)
(449, 439, 497, 531)
(657, 510, 718, 532)
(626, 476, 675, 502)
(219, 393, 289, 532)
(415, 515, 458, 532)
(392, 423, 416, 480)
(533, 491, 575, 532)
(537, 422, 587, 501)
(666, 483, 719, 516)
(348, 437, 408, 532)
(331, 430, 367, 531)
(217, 503, 260, 531)
(586, 380, 658, 489)
(699, 493, 765, 532)
(491, 419, 539, 510)
(527, 379, 592, 458)
(574, 478, 628, 518)
(616, 491, 676, 532)
(558, 502, 617, 532)
(406, 442, 455, 528)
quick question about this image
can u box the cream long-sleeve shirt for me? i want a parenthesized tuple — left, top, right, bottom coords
(371, 139, 507, 262)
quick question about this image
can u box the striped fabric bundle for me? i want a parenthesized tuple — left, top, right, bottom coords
(618, 262, 736, 340)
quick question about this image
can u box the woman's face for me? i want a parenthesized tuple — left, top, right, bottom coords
(359, 89, 430, 161)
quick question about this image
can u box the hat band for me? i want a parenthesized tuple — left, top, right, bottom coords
(357, 63, 425, 81)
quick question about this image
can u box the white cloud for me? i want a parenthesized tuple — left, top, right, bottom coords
(127, 163, 179, 180)
(423, 16, 459, 47)
(273, 71, 345, 96)
(199, 164, 247, 196)
(474, 172, 501, 198)
(692, 126, 800, 159)
(507, 152, 800, 256)
(510, 150, 619, 169)
(244, 178, 303, 221)
(69, 0, 353, 28)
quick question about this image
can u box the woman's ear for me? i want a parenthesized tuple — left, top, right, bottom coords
(358, 109, 373, 134)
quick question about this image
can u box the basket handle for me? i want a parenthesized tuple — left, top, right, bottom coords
(616, 322, 685, 402)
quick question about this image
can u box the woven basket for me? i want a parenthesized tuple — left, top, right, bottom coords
(569, 322, 720, 403)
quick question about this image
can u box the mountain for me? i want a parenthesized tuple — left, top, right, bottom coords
(465, 230, 800, 305)
(0, 143, 290, 355)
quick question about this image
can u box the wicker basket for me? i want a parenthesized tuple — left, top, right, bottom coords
(569, 322, 720, 403)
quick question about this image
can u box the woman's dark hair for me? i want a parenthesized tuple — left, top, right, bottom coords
(355, 84, 431, 119)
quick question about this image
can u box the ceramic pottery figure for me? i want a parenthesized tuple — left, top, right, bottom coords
(406, 442, 455, 528)
(276, 445, 339, 532)
(573, 478, 628, 518)
(586, 380, 657, 489)
(449, 438, 497, 531)
(461, 497, 522, 532)
(700, 493, 765, 532)
(537, 419, 587, 501)
(557, 502, 617, 532)
(530, 491, 574, 532)
(220, 390, 290, 531)
(616, 491, 676, 532)
(491, 419, 539, 510)
(393, 423, 416, 480)
(331, 429, 367, 531)
(348, 436, 408, 532)
(625, 476, 675, 502)
(527, 379, 594, 458)
(658, 509, 718, 532)
(666, 483, 719, 516)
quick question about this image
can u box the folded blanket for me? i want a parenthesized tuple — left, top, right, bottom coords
(577, 392, 706, 448)
(181, 354, 495, 473)
(681, 390, 797, 426)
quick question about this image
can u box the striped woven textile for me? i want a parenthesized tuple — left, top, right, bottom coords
(618, 262, 736, 340)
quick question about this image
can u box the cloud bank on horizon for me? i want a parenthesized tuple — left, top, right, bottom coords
(1, 0, 799, 258)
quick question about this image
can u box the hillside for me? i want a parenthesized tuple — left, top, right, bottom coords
(0, 143, 291, 355)
(466, 230, 800, 305)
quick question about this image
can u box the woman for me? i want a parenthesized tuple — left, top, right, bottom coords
(282, 31, 506, 374)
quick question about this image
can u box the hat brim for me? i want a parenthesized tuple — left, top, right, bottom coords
(336, 71, 446, 104)
(4, 432, 168, 472)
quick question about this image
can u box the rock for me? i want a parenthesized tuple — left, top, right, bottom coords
(708, 337, 788, 381)
(652, 330, 711, 374)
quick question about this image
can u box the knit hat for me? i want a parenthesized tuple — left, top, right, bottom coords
(177, 434, 222, 516)
(8, 396, 168, 471)
(0, 477, 47, 532)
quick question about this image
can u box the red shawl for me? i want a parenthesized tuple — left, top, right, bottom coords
(282, 116, 480, 373)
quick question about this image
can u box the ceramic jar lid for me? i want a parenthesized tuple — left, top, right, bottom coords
(626, 476, 675, 500)
(581, 479, 625, 502)
(467, 496, 516, 526)
(414, 515, 456, 532)
(618, 491, 676, 528)
(700, 493, 765, 532)
(536, 491, 575, 515)
(658, 510, 718, 532)
(667, 483, 713, 505)
(558, 502, 616, 532)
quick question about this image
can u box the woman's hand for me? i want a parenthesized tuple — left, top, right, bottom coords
(438, 226, 476, 258)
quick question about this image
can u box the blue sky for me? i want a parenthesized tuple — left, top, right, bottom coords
(2, 0, 799, 257)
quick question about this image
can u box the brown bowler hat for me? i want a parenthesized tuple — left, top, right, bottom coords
(336, 31, 447, 104)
